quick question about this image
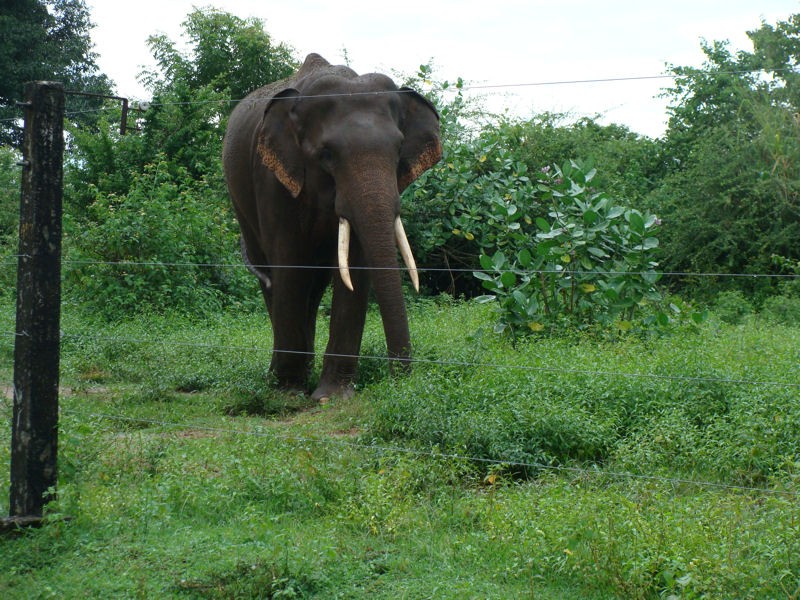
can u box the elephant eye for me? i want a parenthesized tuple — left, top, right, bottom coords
(318, 147, 334, 164)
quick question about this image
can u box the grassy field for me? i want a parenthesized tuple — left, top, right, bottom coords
(0, 297, 798, 598)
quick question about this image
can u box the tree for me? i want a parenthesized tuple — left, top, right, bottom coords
(0, 0, 111, 146)
(63, 8, 298, 315)
(81, 8, 300, 189)
(143, 8, 297, 103)
(652, 15, 800, 297)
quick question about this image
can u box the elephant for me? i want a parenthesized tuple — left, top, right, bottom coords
(222, 53, 442, 401)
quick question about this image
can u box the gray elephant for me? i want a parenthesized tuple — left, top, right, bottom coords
(223, 53, 441, 401)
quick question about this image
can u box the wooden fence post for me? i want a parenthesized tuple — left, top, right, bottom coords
(4, 81, 64, 527)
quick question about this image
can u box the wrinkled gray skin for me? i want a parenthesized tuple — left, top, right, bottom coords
(223, 54, 441, 401)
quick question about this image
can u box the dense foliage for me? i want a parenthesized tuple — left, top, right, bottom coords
(474, 160, 669, 336)
(403, 112, 664, 299)
(650, 18, 800, 297)
(0, 0, 112, 146)
(61, 8, 297, 317)
(1, 7, 798, 326)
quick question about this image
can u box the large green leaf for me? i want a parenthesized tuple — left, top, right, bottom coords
(627, 210, 645, 234)
(500, 271, 517, 288)
(517, 248, 532, 267)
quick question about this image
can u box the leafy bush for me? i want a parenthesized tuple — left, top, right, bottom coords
(64, 158, 255, 316)
(712, 290, 754, 324)
(761, 257, 800, 324)
(403, 105, 663, 298)
(760, 293, 800, 325)
(473, 160, 671, 336)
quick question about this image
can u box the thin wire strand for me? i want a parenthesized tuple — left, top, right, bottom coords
(0, 328, 795, 389)
(43, 331, 800, 389)
(4, 328, 794, 390)
(1, 257, 797, 280)
(0, 66, 785, 118)
(61, 409, 799, 498)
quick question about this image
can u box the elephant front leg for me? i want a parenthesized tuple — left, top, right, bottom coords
(313, 271, 370, 402)
(268, 268, 319, 391)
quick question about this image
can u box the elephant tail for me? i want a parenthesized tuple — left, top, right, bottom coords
(240, 237, 272, 290)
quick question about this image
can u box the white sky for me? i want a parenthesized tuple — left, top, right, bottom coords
(86, 1, 798, 138)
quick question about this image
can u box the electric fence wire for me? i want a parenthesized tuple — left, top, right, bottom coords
(40, 408, 798, 499)
(0, 327, 798, 390)
(1, 375, 797, 499)
(1, 311, 797, 497)
(70, 65, 800, 107)
(0, 65, 790, 124)
(1, 257, 799, 281)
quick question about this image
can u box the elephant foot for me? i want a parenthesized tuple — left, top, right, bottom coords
(311, 380, 355, 403)
(273, 376, 309, 395)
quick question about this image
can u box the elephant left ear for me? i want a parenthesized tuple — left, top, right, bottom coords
(257, 88, 304, 198)
(397, 88, 442, 193)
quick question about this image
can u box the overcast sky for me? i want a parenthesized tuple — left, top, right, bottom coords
(85, 1, 798, 138)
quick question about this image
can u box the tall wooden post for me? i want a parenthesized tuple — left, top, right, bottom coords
(6, 82, 64, 524)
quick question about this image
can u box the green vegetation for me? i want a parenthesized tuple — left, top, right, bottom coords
(402, 109, 665, 301)
(2, 4, 800, 599)
(649, 20, 800, 297)
(4, 5, 799, 320)
(0, 0, 112, 146)
(60, 7, 297, 318)
(473, 159, 669, 336)
(0, 299, 798, 598)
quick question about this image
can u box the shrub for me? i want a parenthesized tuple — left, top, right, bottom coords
(402, 113, 663, 297)
(713, 290, 754, 324)
(760, 293, 800, 325)
(63, 158, 256, 316)
(473, 159, 672, 337)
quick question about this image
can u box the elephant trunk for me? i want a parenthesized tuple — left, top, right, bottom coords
(338, 176, 414, 368)
(362, 218, 413, 367)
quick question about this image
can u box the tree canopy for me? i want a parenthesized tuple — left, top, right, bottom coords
(142, 8, 297, 103)
(0, 0, 111, 146)
(651, 16, 800, 296)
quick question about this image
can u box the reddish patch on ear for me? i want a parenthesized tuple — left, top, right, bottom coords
(257, 138, 302, 198)
(399, 139, 442, 191)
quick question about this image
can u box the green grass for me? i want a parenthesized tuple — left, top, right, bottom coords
(0, 297, 798, 598)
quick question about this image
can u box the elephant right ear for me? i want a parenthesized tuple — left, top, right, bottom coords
(257, 89, 304, 198)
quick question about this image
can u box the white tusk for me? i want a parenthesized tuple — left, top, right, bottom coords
(395, 217, 419, 293)
(338, 217, 354, 291)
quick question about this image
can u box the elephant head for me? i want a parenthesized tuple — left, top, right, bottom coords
(257, 82, 440, 296)
(235, 62, 441, 398)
